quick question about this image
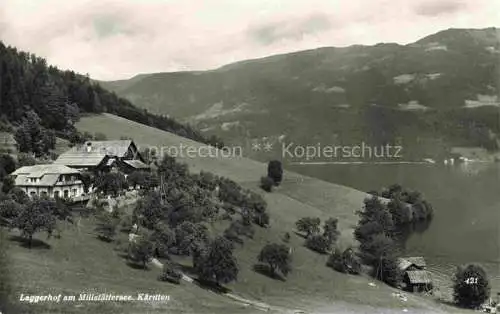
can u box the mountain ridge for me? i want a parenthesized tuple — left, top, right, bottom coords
(99, 27, 500, 159)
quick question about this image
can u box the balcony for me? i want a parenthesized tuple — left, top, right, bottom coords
(55, 180, 83, 186)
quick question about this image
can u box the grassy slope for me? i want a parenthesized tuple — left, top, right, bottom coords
(6, 113, 469, 314)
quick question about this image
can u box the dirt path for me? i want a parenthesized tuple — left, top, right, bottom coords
(150, 258, 303, 313)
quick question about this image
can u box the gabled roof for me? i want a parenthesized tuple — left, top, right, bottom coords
(55, 140, 141, 167)
(405, 270, 432, 284)
(54, 151, 108, 167)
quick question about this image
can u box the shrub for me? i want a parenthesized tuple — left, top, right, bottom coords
(295, 217, 321, 237)
(260, 176, 274, 192)
(158, 263, 182, 284)
(305, 235, 330, 254)
(253, 212, 270, 227)
(327, 248, 361, 275)
(267, 160, 283, 185)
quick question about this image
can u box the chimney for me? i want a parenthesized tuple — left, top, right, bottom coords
(86, 142, 92, 153)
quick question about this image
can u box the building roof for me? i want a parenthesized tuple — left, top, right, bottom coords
(55, 140, 139, 167)
(82, 140, 133, 158)
(12, 164, 80, 177)
(397, 257, 426, 270)
(122, 159, 150, 169)
(11, 164, 80, 187)
(405, 270, 432, 284)
(14, 174, 61, 186)
(54, 151, 108, 167)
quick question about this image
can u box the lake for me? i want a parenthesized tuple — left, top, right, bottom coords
(288, 161, 500, 293)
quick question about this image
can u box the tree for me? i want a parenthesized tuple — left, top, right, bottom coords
(305, 235, 331, 254)
(94, 212, 117, 242)
(174, 221, 209, 256)
(267, 160, 283, 185)
(133, 191, 165, 229)
(323, 217, 340, 245)
(0, 199, 22, 225)
(453, 264, 490, 309)
(195, 236, 238, 285)
(260, 176, 274, 192)
(257, 243, 292, 278)
(8, 187, 30, 204)
(1, 176, 15, 194)
(95, 172, 128, 196)
(14, 198, 58, 248)
(128, 236, 154, 269)
(295, 217, 321, 237)
(387, 198, 412, 225)
(0, 154, 16, 176)
(151, 222, 175, 258)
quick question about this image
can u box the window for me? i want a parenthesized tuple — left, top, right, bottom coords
(72, 189, 77, 197)
(54, 191, 60, 198)
(64, 190, 69, 198)
(30, 191, 36, 197)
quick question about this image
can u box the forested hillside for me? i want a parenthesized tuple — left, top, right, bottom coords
(101, 28, 500, 158)
(0, 41, 223, 156)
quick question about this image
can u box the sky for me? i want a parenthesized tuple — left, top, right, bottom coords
(0, 0, 498, 80)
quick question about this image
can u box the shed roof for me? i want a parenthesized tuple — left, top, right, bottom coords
(405, 270, 432, 284)
(122, 159, 150, 169)
(397, 257, 426, 270)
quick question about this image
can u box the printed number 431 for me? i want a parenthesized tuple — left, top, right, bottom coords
(465, 277, 478, 284)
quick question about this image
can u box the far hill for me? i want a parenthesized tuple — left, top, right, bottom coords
(100, 28, 500, 159)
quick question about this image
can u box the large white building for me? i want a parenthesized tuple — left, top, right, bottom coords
(10, 165, 85, 200)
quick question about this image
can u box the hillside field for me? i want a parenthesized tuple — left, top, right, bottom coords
(5, 113, 471, 314)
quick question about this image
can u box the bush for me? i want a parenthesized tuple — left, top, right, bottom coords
(327, 248, 361, 275)
(267, 160, 283, 185)
(305, 235, 330, 254)
(260, 176, 274, 192)
(253, 212, 270, 227)
(158, 263, 182, 284)
(295, 217, 321, 237)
